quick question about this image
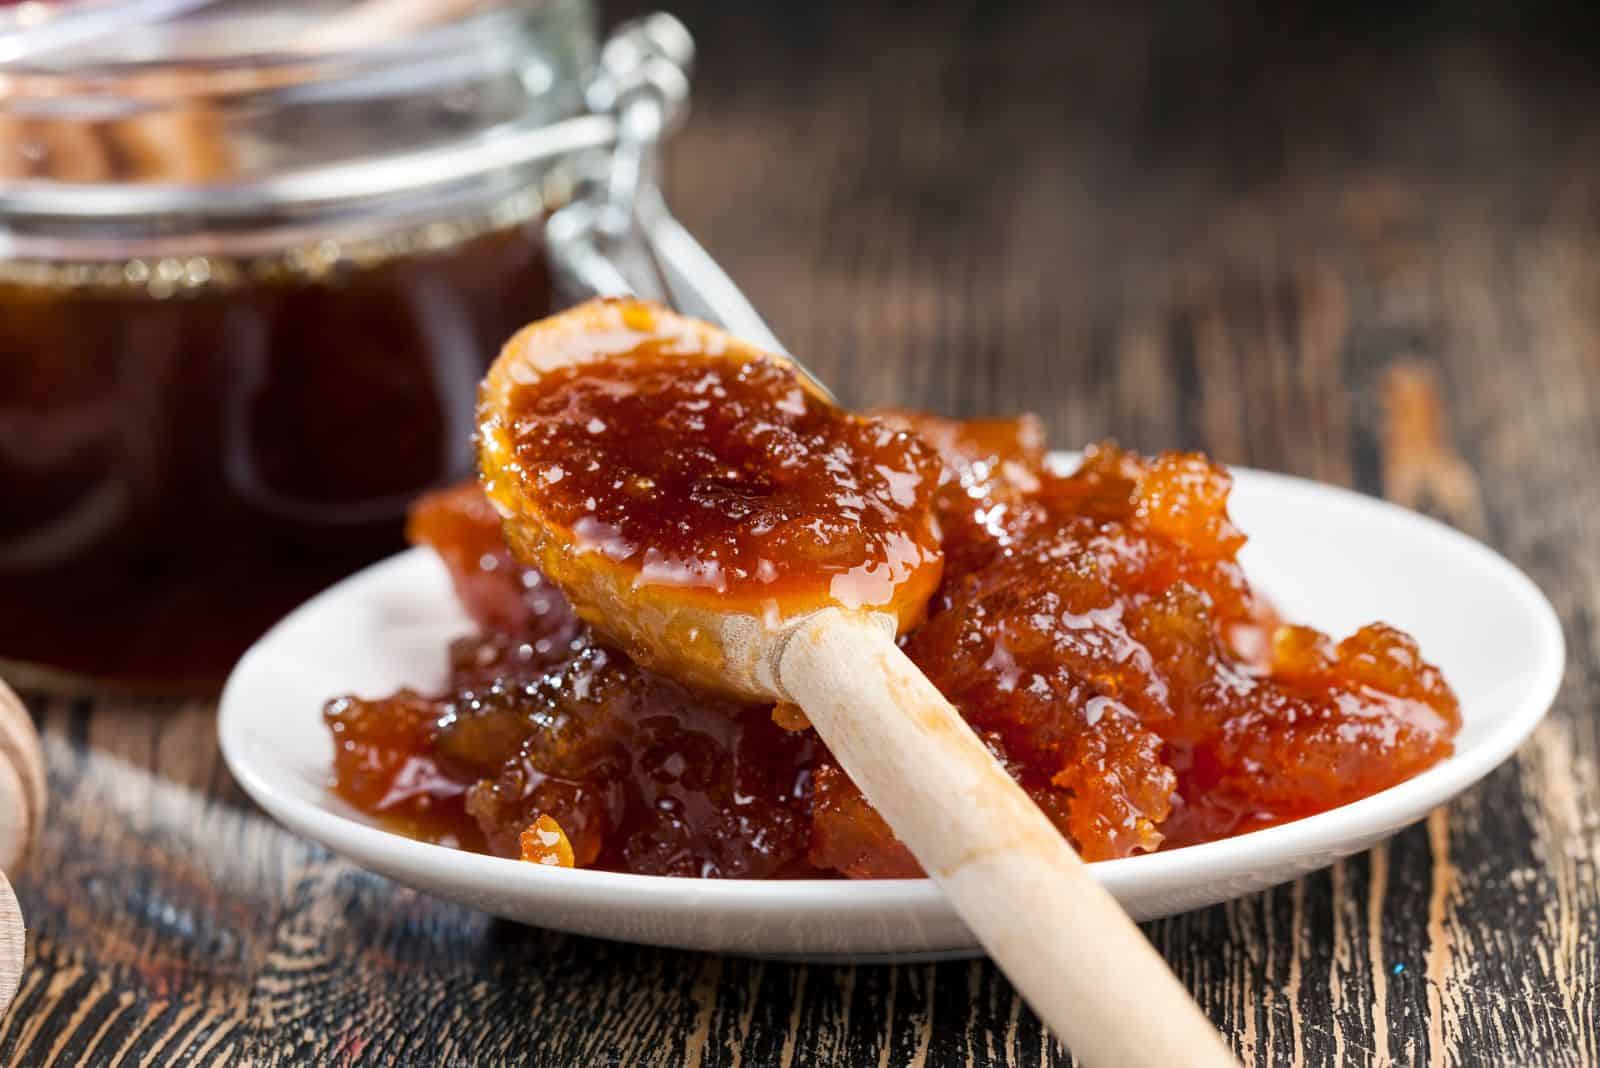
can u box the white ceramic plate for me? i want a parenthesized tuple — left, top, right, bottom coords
(219, 458, 1564, 962)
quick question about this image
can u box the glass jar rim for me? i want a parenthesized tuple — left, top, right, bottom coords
(0, 0, 602, 225)
(0, 112, 612, 221)
(0, 0, 587, 78)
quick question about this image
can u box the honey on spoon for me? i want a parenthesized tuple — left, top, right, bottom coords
(476, 297, 1238, 1067)
(477, 298, 943, 697)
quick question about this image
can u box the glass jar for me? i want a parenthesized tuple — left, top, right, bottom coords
(0, 0, 604, 690)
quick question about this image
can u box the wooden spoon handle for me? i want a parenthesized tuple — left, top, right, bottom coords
(0, 871, 21, 1018)
(777, 609, 1236, 1068)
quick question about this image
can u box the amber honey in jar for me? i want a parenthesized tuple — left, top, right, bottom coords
(0, 0, 603, 689)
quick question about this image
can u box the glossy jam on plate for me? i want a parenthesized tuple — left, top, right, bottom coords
(497, 345, 943, 609)
(325, 418, 1461, 877)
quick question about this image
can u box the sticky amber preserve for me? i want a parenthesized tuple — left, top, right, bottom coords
(326, 416, 1461, 877)
(498, 345, 943, 609)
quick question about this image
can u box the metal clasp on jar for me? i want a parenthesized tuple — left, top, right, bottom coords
(548, 13, 800, 373)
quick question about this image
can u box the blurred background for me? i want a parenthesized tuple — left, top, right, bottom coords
(611, 0, 1600, 440)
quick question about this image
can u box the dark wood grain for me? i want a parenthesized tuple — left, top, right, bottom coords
(4, 2, 1599, 1064)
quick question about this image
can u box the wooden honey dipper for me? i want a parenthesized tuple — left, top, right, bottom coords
(478, 298, 1237, 1067)
(0, 678, 43, 1019)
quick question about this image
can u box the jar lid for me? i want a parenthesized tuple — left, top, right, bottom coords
(0, 0, 603, 227)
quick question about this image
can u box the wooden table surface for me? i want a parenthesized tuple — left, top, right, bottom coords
(4, 2, 1598, 1064)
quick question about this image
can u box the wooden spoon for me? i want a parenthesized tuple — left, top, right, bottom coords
(479, 299, 1236, 1067)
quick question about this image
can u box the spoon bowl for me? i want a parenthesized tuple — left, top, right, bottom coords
(476, 297, 937, 698)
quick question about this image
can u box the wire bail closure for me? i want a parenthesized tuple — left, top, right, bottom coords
(547, 13, 797, 367)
